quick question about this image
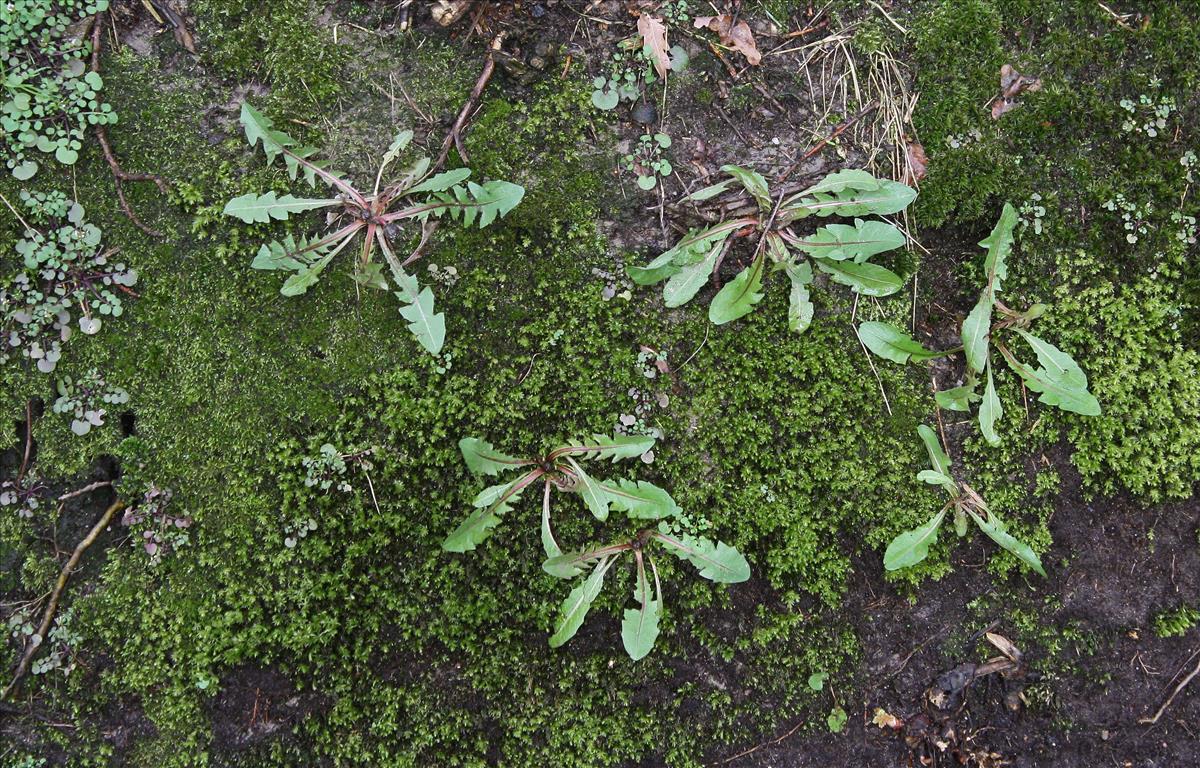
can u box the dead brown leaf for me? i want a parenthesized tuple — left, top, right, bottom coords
(872, 708, 904, 730)
(637, 14, 671, 79)
(905, 138, 928, 183)
(694, 14, 762, 66)
(990, 64, 1042, 119)
(983, 632, 1023, 663)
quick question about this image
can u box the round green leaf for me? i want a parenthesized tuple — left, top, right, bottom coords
(591, 89, 619, 110)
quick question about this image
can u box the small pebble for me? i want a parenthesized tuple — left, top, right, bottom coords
(632, 99, 657, 125)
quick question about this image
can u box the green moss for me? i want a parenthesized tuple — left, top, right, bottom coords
(191, 0, 345, 116)
(5, 3, 1200, 765)
(1153, 603, 1200, 639)
(910, 0, 1007, 226)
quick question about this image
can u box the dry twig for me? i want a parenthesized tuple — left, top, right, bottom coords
(90, 13, 170, 237)
(1140, 650, 1200, 725)
(435, 32, 506, 169)
(2, 500, 125, 701)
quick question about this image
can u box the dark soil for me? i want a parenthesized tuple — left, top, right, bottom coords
(715, 465, 1200, 767)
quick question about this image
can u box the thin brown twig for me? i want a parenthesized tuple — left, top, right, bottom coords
(90, 12, 169, 237)
(2, 500, 125, 701)
(435, 32, 505, 170)
(1140, 649, 1200, 725)
(776, 100, 880, 185)
(57, 480, 112, 502)
(710, 717, 805, 765)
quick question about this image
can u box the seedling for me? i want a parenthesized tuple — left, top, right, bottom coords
(623, 132, 673, 191)
(858, 204, 1100, 446)
(884, 425, 1045, 576)
(591, 35, 688, 111)
(444, 434, 749, 659)
(1, 191, 136, 372)
(0, 474, 47, 518)
(52, 369, 128, 435)
(1, 0, 117, 180)
(222, 104, 525, 355)
(627, 167, 916, 329)
(120, 484, 190, 563)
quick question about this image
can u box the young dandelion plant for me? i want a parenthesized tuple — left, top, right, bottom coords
(884, 425, 1046, 577)
(627, 167, 916, 330)
(544, 523, 750, 661)
(444, 435, 750, 660)
(223, 103, 525, 355)
(858, 204, 1100, 445)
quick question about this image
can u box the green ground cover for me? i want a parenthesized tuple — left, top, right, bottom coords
(1, 1, 1196, 765)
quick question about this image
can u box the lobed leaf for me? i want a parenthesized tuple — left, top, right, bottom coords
(662, 236, 724, 307)
(381, 129, 413, 166)
(621, 554, 662, 660)
(655, 532, 750, 583)
(396, 284, 446, 355)
(251, 233, 332, 271)
(422, 180, 525, 228)
(784, 261, 814, 333)
(794, 219, 906, 262)
(979, 203, 1017, 295)
(1009, 330, 1101, 416)
(781, 176, 915, 220)
(443, 469, 540, 552)
(551, 434, 656, 462)
(629, 220, 750, 286)
(792, 168, 881, 197)
(406, 168, 472, 195)
(458, 437, 532, 476)
(222, 191, 338, 223)
(239, 103, 343, 188)
(565, 458, 610, 522)
(543, 544, 630, 579)
(279, 252, 336, 296)
(967, 509, 1046, 577)
(600, 479, 680, 520)
(720, 164, 771, 210)
(857, 322, 940, 364)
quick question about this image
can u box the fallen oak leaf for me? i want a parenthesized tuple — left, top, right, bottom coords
(991, 64, 1041, 119)
(637, 14, 672, 79)
(694, 14, 762, 66)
